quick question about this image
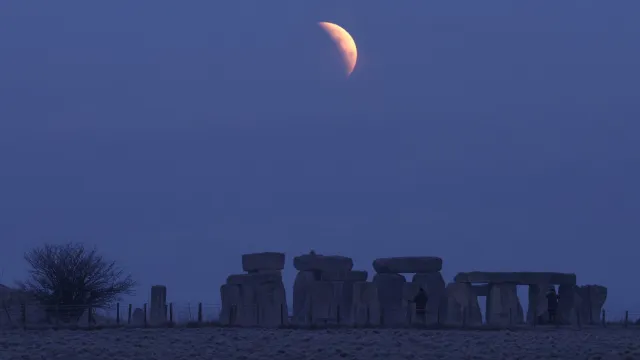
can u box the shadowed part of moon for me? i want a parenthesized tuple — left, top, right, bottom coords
(317, 22, 358, 77)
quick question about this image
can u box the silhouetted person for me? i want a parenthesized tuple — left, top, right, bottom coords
(546, 286, 558, 324)
(414, 288, 428, 322)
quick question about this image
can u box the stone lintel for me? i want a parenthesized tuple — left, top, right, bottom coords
(454, 272, 576, 285)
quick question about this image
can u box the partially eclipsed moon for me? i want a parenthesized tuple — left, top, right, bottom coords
(318, 22, 358, 77)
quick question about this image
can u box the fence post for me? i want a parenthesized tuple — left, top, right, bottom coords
(624, 310, 629, 328)
(256, 304, 260, 326)
(21, 302, 26, 330)
(143, 303, 148, 328)
(54, 304, 59, 327)
(601, 309, 606, 327)
(576, 308, 581, 328)
(169, 303, 173, 325)
(88, 305, 93, 326)
(280, 303, 284, 326)
(366, 305, 370, 326)
(337, 305, 341, 325)
(116, 303, 120, 325)
(127, 304, 132, 325)
(198, 302, 203, 323)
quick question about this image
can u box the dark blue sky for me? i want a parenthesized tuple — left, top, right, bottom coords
(1, 1, 638, 318)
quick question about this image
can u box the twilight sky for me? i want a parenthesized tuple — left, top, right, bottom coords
(1, 1, 639, 319)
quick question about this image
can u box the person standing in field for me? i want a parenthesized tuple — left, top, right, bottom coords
(413, 288, 428, 323)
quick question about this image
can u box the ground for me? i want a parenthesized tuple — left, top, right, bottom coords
(1, 327, 638, 360)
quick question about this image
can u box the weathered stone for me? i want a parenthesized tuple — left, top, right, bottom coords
(219, 284, 241, 325)
(409, 272, 446, 325)
(294, 254, 353, 272)
(308, 281, 334, 324)
(333, 281, 357, 324)
(234, 284, 259, 326)
(242, 252, 285, 272)
(291, 280, 354, 325)
(455, 272, 576, 285)
(292, 271, 315, 324)
(253, 278, 288, 327)
(444, 282, 482, 326)
(570, 287, 584, 324)
(557, 284, 575, 324)
(226, 271, 282, 285)
(321, 270, 368, 282)
(150, 285, 167, 325)
(485, 283, 520, 327)
(576, 285, 607, 325)
(221, 271, 288, 327)
(527, 283, 549, 324)
(373, 257, 442, 274)
(131, 307, 145, 326)
(372, 273, 407, 326)
(351, 282, 380, 326)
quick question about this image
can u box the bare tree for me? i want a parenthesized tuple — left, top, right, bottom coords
(17, 242, 135, 322)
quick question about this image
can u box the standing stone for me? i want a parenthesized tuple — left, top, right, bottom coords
(557, 284, 575, 324)
(486, 283, 519, 327)
(131, 307, 145, 326)
(309, 281, 334, 324)
(291, 251, 364, 326)
(411, 272, 446, 325)
(373, 273, 407, 326)
(527, 283, 549, 324)
(577, 285, 607, 325)
(351, 281, 380, 326)
(150, 285, 167, 326)
(293, 280, 356, 325)
(254, 278, 288, 327)
(292, 271, 316, 324)
(570, 287, 584, 324)
(444, 282, 482, 326)
(219, 283, 241, 325)
(333, 280, 358, 324)
(221, 271, 287, 327)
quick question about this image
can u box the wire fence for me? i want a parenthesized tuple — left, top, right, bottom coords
(0, 302, 226, 330)
(1, 301, 639, 330)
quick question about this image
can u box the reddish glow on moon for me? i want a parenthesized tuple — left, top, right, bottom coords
(318, 22, 358, 77)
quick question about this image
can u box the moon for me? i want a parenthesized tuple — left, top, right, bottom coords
(318, 22, 358, 77)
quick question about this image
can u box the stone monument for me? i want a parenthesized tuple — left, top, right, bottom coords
(292, 251, 368, 325)
(219, 252, 288, 327)
(373, 256, 446, 326)
(150, 285, 167, 326)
